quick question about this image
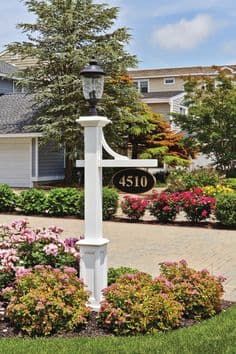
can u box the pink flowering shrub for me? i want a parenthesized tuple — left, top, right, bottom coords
(149, 192, 180, 223)
(121, 195, 149, 220)
(178, 188, 216, 223)
(98, 272, 183, 335)
(0, 220, 80, 289)
(2, 266, 90, 336)
(159, 260, 225, 319)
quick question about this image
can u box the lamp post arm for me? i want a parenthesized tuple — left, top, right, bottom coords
(101, 131, 129, 161)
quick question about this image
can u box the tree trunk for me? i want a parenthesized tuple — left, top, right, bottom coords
(64, 153, 74, 185)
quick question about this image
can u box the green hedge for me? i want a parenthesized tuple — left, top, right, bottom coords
(46, 188, 81, 216)
(0, 184, 17, 212)
(79, 187, 119, 220)
(16, 186, 118, 219)
(215, 193, 236, 227)
(18, 189, 47, 215)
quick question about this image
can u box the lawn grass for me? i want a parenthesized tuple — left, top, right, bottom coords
(0, 305, 235, 354)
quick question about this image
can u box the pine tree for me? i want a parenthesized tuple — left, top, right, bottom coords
(9, 0, 152, 183)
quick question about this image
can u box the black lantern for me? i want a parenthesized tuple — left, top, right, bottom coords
(80, 58, 105, 115)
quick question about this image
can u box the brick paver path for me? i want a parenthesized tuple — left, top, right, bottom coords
(0, 214, 235, 301)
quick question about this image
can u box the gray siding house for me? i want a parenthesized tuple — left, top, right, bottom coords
(0, 60, 65, 187)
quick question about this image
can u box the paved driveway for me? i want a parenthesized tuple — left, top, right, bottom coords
(0, 214, 235, 301)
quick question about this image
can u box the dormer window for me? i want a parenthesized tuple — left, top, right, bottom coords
(164, 77, 175, 85)
(133, 80, 149, 93)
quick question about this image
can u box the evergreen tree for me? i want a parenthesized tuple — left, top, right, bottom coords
(9, 0, 152, 183)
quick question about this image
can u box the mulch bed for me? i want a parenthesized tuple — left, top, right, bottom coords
(0, 300, 234, 338)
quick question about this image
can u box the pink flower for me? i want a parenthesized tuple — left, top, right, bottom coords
(15, 266, 32, 278)
(43, 243, 58, 256)
(63, 267, 77, 275)
(201, 210, 208, 218)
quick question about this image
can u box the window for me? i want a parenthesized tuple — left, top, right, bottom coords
(140, 80, 148, 93)
(164, 77, 175, 85)
(133, 80, 149, 93)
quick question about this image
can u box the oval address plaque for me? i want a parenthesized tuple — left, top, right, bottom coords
(112, 168, 155, 194)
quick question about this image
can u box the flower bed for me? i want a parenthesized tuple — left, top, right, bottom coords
(120, 187, 236, 227)
(0, 239, 226, 337)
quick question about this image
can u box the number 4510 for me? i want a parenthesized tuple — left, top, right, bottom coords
(119, 175, 148, 188)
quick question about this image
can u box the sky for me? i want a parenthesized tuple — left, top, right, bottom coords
(0, 0, 236, 69)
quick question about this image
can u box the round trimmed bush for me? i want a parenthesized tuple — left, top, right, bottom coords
(160, 260, 225, 319)
(3, 266, 90, 336)
(79, 187, 119, 220)
(215, 193, 236, 227)
(0, 184, 17, 212)
(18, 188, 47, 215)
(46, 188, 81, 216)
(98, 272, 183, 335)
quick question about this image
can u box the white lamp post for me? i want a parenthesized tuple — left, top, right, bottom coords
(77, 59, 157, 311)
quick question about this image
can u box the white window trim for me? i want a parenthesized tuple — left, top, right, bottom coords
(164, 77, 175, 85)
(133, 79, 149, 93)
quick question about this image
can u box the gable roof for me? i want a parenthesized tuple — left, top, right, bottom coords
(129, 65, 236, 79)
(0, 60, 17, 76)
(0, 94, 37, 133)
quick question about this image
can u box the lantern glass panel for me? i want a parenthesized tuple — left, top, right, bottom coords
(81, 76, 104, 100)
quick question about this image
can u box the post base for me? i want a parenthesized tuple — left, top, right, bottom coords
(78, 238, 109, 311)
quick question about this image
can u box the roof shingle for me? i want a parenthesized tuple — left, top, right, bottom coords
(0, 93, 36, 133)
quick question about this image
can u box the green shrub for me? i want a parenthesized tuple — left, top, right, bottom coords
(0, 184, 17, 212)
(160, 260, 225, 319)
(3, 266, 90, 336)
(79, 187, 119, 220)
(215, 193, 236, 227)
(167, 169, 221, 192)
(224, 178, 236, 190)
(46, 188, 81, 216)
(98, 272, 183, 335)
(108, 266, 139, 285)
(18, 189, 47, 215)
